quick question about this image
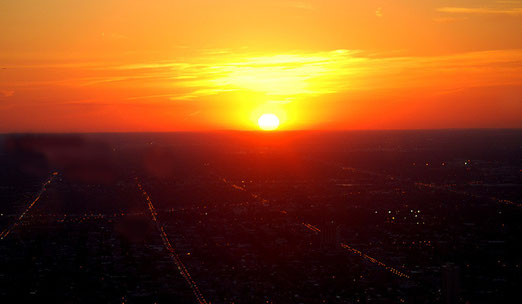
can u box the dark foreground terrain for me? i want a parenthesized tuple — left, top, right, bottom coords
(0, 130, 521, 303)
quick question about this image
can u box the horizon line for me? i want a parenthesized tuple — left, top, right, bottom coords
(1, 127, 522, 135)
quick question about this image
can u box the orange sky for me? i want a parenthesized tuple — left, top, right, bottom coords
(1, 0, 521, 132)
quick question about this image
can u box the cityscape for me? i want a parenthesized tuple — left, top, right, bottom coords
(1, 130, 520, 303)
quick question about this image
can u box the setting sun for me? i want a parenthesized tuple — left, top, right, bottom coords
(258, 114, 280, 131)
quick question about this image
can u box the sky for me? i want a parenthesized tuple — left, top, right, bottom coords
(1, 0, 521, 132)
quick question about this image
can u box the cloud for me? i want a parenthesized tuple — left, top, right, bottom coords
(102, 49, 522, 102)
(4, 49, 522, 105)
(375, 7, 383, 18)
(437, 6, 522, 15)
(183, 110, 201, 120)
(0, 90, 15, 98)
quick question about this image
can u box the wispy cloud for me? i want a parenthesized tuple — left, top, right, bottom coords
(3, 49, 522, 104)
(375, 7, 383, 18)
(437, 6, 522, 15)
(99, 49, 522, 102)
(0, 90, 15, 98)
(183, 110, 201, 120)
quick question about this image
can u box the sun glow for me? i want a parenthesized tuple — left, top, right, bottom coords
(258, 114, 280, 131)
(179, 50, 356, 101)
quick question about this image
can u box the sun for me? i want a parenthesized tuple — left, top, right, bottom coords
(258, 113, 280, 131)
